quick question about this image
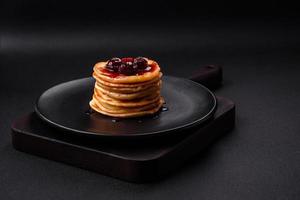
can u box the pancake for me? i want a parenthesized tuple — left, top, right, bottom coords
(96, 80, 162, 94)
(94, 60, 160, 84)
(95, 82, 161, 100)
(90, 97, 164, 118)
(93, 72, 163, 88)
(90, 57, 164, 118)
(92, 98, 162, 114)
(93, 90, 161, 107)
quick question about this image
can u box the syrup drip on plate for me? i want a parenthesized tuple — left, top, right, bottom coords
(85, 109, 94, 115)
(161, 106, 168, 112)
(111, 118, 119, 123)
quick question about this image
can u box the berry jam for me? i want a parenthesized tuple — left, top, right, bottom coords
(100, 68, 121, 78)
(121, 57, 134, 63)
(102, 57, 156, 77)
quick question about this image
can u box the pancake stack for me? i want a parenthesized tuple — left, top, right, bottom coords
(89, 57, 164, 118)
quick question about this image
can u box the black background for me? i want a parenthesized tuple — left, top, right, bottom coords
(1, 0, 300, 199)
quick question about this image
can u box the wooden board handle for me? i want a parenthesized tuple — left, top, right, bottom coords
(189, 65, 223, 90)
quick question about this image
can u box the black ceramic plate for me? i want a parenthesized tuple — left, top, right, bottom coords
(35, 76, 217, 139)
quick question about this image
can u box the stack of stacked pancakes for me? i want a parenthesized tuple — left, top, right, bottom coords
(89, 57, 164, 118)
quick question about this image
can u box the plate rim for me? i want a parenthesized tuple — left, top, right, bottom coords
(34, 76, 217, 138)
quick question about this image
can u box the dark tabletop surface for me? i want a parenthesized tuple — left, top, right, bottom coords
(1, 17, 300, 199)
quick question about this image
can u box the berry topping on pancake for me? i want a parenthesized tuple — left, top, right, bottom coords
(133, 57, 148, 70)
(106, 57, 122, 72)
(105, 57, 152, 76)
(90, 57, 164, 118)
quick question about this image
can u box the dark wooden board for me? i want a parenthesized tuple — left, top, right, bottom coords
(11, 96, 235, 183)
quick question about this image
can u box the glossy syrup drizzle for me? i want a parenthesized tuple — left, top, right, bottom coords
(85, 109, 94, 115)
(111, 118, 119, 123)
(162, 106, 168, 112)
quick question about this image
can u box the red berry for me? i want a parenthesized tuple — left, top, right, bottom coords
(105, 57, 150, 75)
(106, 57, 121, 72)
(121, 57, 134, 63)
(119, 63, 135, 75)
(133, 57, 148, 70)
